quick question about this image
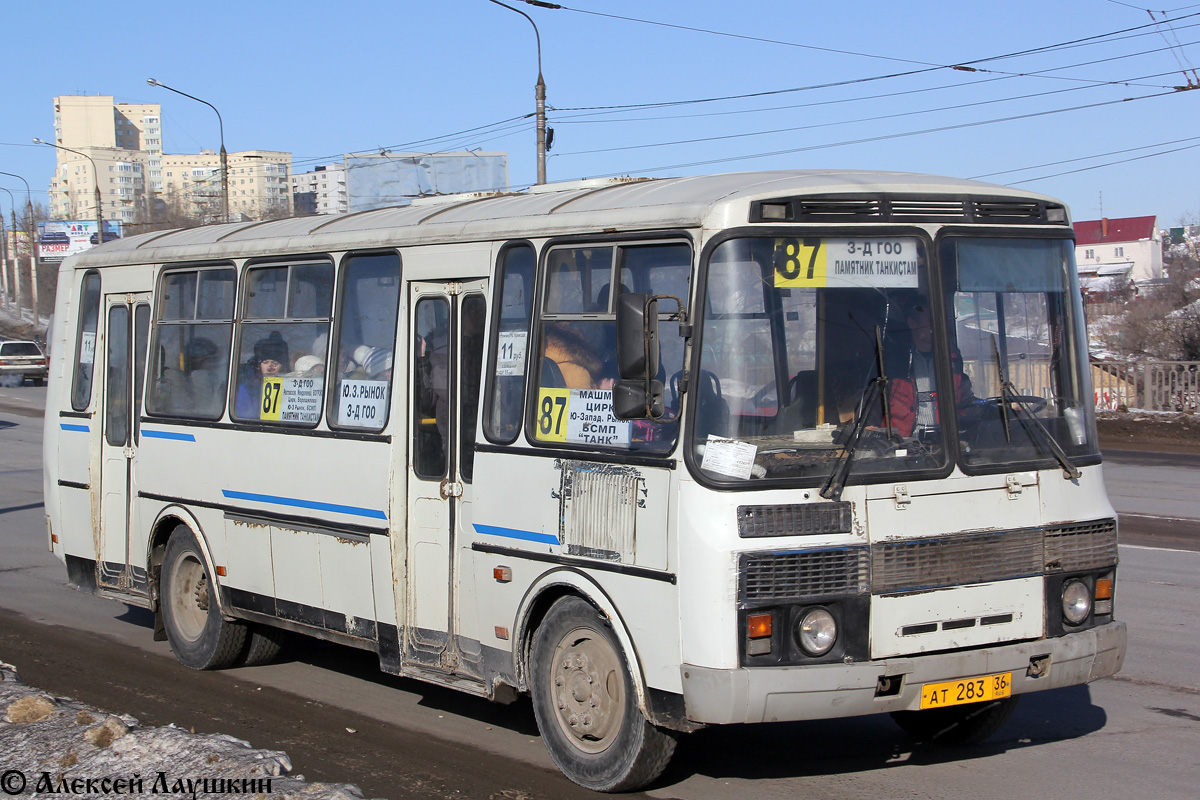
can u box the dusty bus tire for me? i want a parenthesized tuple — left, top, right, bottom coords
(891, 696, 1019, 746)
(237, 624, 286, 667)
(529, 596, 677, 792)
(160, 529, 246, 670)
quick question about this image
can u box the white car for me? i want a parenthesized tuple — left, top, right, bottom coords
(0, 340, 48, 386)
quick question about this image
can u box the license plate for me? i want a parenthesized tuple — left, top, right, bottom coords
(920, 672, 1012, 709)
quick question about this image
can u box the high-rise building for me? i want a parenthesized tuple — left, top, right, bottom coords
(46, 95, 291, 225)
(48, 95, 161, 223)
(162, 150, 293, 222)
(291, 163, 348, 215)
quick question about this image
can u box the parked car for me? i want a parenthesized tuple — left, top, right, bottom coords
(89, 231, 120, 244)
(0, 340, 48, 386)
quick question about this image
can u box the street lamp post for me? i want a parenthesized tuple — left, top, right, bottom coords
(148, 78, 228, 223)
(0, 170, 40, 319)
(487, 0, 548, 184)
(0, 186, 13, 309)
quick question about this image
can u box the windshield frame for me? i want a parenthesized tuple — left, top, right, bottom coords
(685, 225, 1101, 491)
(685, 225, 955, 491)
(937, 228, 1101, 478)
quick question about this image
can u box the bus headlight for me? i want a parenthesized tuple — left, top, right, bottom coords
(1062, 579, 1092, 625)
(796, 607, 837, 656)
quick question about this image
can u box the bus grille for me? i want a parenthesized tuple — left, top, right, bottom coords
(764, 195, 1069, 225)
(738, 547, 870, 604)
(737, 519, 1117, 604)
(871, 528, 1044, 594)
(1044, 518, 1118, 572)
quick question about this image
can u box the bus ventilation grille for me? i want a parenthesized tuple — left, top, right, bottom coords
(1044, 518, 1118, 572)
(738, 547, 870, 604)
(753, 195, 1067, 225)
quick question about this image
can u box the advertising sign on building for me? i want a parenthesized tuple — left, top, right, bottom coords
(37, 220, 122, 263)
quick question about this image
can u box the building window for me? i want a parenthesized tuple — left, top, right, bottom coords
(1115, 246, 1125, 257)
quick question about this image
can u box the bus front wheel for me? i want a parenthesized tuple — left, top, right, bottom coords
(529, 596, 677, 792)
(161, 528, 246, 670)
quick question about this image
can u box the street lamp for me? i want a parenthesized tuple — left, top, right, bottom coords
(0, 170, 40, 319)
(487, 0, 549, 185)
(147, 78, 228, 223)
(32, 139, 103, 240)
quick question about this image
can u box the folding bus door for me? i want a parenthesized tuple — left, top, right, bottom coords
(97, 293, 150, 595)
(404, 280, 488, 677)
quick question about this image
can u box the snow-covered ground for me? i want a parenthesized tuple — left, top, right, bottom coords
(1, 662, 377, 800)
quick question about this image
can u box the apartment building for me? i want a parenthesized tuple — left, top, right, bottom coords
(291, 163, 348, 215)
(161, 150, 293, 221)
(48, 96, 161, 223)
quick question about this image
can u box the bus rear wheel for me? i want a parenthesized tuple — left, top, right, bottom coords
(161, 528, 246, 670)
(891, 696, 1019, 746)
(529, 596, 677, 792)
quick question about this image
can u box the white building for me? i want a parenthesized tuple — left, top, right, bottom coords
(291, 163, 348, 215)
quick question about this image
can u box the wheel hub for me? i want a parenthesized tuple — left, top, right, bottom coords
(551, 630, 624, 753)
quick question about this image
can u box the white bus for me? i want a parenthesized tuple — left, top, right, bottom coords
(43, 171, 1126, 791)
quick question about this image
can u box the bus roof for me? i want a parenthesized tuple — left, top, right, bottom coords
(66, 170, 1065, 269)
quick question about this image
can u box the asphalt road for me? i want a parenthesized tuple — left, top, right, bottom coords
(2, 397, 1199, 798)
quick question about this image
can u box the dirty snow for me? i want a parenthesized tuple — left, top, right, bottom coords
(0, 661, 378, 799)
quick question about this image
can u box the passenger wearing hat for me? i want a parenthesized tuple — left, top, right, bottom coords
(236, 331, 290, 418)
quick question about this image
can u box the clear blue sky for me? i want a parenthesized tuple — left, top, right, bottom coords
(2, 0, 1199, 226)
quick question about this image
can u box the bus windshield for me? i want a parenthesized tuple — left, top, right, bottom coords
(690, 235, 1097, 485)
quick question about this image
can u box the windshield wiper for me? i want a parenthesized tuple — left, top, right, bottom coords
(821, 326, 892, 500)
(990, 336, 1080, 480)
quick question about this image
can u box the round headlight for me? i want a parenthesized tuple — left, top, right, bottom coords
(797, 607, 837, 656)
(1062, 579, 1092, 625)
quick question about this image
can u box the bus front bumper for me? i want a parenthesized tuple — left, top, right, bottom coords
(680, 620, 1126, 725)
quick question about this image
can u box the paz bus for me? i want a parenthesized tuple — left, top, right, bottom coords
(42, 171, 1126, 791)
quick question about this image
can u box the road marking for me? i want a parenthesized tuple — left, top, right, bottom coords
(1119, 512, 1200, 523)
(1119, 544, 1200, 555)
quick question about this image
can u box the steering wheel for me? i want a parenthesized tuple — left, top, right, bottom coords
(979, 394, 1048, 414)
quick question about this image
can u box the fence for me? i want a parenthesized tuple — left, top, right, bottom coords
(1091, 360, 1200, 412)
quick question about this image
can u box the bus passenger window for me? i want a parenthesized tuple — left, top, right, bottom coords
(329, 253, 401, 431)
(146, 267, 236, 420)
(233, 260, 334, 425)
(530, 242, 690, 454)
(71, 271, 102, 411)
(484, 244, 534, 444)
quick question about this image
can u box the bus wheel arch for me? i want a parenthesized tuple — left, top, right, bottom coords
(154, 515, 246, 670)
(517, 575, 677, 791)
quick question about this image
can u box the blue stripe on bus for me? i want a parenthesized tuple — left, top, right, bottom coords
(141, 429, 197, 442)
(221, 489, 387, 521)
(60, 423, 89, 433)
(473, 524, 560, 546)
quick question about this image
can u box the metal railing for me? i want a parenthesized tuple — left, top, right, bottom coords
(1091, 360, 1200, 412)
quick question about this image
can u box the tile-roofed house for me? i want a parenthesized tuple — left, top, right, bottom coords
(1074, 215, 1162, 290)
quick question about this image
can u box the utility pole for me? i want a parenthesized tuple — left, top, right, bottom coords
(487, 0, 550, 184)
(0, 171, 37, 320)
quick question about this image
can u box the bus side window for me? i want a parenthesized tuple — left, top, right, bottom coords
(483, 244, 535, 444)
(329, 252, 401, 432)
(145, 267, 236, 420)
(233, 260, 334, 425)
(71, 271, 102, 411)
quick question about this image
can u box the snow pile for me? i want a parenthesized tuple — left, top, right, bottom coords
(0, 662, 377, 799)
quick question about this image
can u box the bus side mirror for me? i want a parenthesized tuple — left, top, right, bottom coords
(613, 378, 664, 420)
(616, 292, 659, 380)
(614, 293, 663, 420)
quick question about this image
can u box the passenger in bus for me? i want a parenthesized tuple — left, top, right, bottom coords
(235, 331, 288, 418)
(543, 322, 604, 389)
(182, 337, 225, 417)
(886, 294, 974, 437)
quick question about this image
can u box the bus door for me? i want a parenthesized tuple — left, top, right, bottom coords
(405, 280, 488, 676)
(97, 294, 151, 594)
